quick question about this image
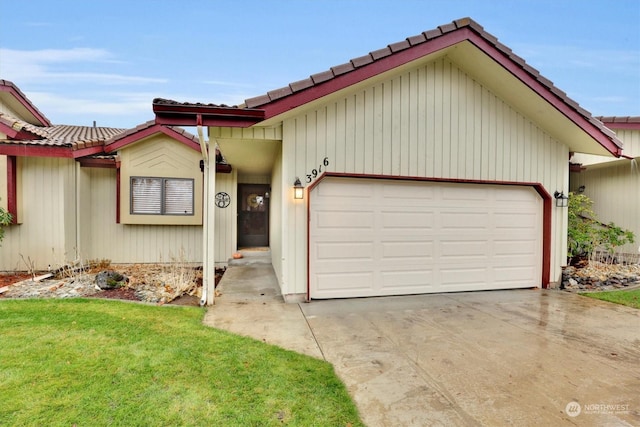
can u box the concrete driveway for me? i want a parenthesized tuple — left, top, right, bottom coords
(300, 290, 640, 426)
(205, 263, 640, 426)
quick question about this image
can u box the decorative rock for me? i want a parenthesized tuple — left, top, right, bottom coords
(95, 270, 127, 290)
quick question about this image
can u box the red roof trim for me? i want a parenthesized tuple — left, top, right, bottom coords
(6, 156, 17, 223)
(72, 145, 108, 158)
(466, 35, 622, 156)
(0, 144, 73, 158)
(105, 123, 201, 152)
(78, 157, 116, 168)
(150, 17, 620, 156)
(259, 30, 466, 119)
(0, 80, 51, 126)
(596, 116, 640, 130)
(0, 121, 41, 140)
(153, 100, 265, 128)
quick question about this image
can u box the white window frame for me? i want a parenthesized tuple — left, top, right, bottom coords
(130, 176, 194, 216)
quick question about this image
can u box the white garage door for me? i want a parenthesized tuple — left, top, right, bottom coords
(309, 177, 542, 299)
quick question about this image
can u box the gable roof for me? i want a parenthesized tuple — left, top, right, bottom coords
(0, 113, 215, 165)
(104, 120, 201, 152)
(153, 17, 622, 157)
(0, 112, 125, 158)
(0, 80, 51, 127)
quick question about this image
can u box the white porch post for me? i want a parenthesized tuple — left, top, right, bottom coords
(198, 123, 216, 306)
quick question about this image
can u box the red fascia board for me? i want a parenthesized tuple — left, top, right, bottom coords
(105, 124, 201, 152)
(0, 85, 51, 126)
(466, 34, 622, 157)
(73, 145, 107, 158)
(0, 144, 72, 158)
(154, 114, 264, 128)
(78, 157, 116, 168)
(216, 163, 232, 174)
(0, 121, 40, 140)
(6, 156, 17, 222)
(261, 30, 468, 120)
(601, 122, 640, 131)
(153, 103, 265, 128)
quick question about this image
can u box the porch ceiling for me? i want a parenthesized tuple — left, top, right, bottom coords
(215, 138, 281, 175)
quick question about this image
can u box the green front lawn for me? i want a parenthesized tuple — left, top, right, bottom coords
(581, 289, 640, 309)
(0, 299, 363, 426)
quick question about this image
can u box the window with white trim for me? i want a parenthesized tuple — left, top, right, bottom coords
(131, 177, 194, 215)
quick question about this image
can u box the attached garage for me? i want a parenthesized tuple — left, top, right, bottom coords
(153, 18, 624, 304)
(310, 177, 542, 299)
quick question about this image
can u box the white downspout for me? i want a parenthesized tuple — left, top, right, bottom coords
(197, 117, 216, 306)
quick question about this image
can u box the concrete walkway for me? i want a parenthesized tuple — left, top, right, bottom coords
(202, 253, 323, 359)
(203, 257, 640, 427)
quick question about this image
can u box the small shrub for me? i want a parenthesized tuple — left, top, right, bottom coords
(567, 192, 634, 264)
(0, 200, 12, 245)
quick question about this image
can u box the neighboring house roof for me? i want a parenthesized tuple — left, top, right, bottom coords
(596, 116, 640, 130)
(0, 80, 51, 126)
(0, 112, 125, 157)
(0, 112, 233, 170)
(153, 17, 623, 157)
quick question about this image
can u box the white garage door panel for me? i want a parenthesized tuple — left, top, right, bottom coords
(310, 178, 542, 299)
(316, 242, 374, 261)
(316, 272, 374, 294)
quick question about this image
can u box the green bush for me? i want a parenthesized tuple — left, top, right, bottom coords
(0, 200, 12, 244)
(567, 193, 634, 263)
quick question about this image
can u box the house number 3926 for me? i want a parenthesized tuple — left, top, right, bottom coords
(306, 157, 330, 183)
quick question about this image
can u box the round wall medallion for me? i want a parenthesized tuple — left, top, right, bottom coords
(215, 192, 231, 208)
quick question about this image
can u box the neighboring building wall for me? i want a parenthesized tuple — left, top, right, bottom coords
(280, 56, 568, 296)
(573, 129, 640, 166)
(570, 128, 640, 256)
(0, 157, 76, 271)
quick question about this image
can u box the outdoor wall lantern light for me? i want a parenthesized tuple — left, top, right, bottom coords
(554, 191, 568, 208)
(293, 177, 304, 200)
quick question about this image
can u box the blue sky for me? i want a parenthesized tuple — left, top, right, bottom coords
(1, 0, 638, 128)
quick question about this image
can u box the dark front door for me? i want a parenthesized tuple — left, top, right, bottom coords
(238, 184, 270, 247)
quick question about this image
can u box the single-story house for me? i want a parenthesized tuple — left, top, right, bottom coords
(570, 117, 640, 259)
(0, 79, 234, 272)
(152, 17, 623, 303)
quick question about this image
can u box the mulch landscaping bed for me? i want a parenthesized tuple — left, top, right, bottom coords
(0, 267, 225, 306)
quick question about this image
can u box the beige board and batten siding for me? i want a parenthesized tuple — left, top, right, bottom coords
(80, 163, 238, 266)
(78, 167, 203, 264)
(0, 157, 76, 271)
(280, 56, 568, 297)
(214, 170, 237, 266)
(570, 128, 640, 257)
(572, 129, 640, 167)
(119, 133, 203, 225)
